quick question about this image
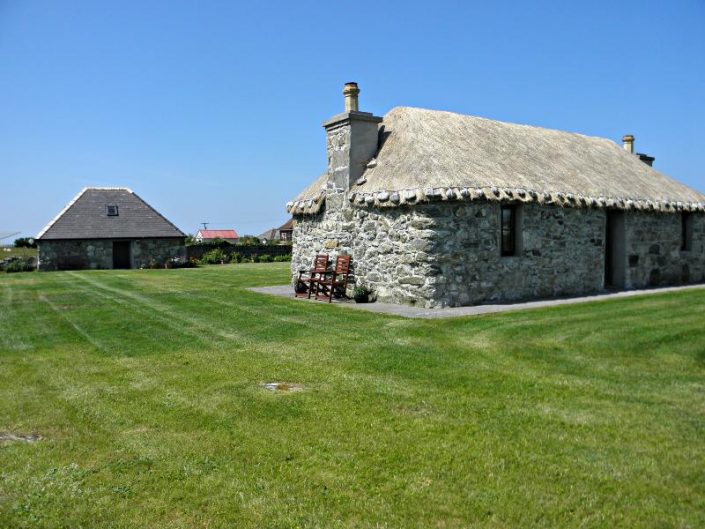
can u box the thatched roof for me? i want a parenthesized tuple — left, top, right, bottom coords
(279, 218, 294, 231)
(288, 107, 705, 215)
(288, 173, 328, 215)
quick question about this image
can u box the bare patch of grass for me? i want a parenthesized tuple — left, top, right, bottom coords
(0, 432, 41, 443)
(262, 382, 303, 392)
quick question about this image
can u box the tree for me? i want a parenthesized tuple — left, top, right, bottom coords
(14, 237, 36, 248)
(237, 236, 261, 246)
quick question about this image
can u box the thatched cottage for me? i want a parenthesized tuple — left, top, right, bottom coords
(288, 83, 705, 307)
(37, 187, 185, 271)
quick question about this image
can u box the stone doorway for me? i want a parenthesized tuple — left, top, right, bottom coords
(113, 241, 131, 269)
(605, 211, 625, 289)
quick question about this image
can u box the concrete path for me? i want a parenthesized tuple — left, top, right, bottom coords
(247, 283, 705, 320)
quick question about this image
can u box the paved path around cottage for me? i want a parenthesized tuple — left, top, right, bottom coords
(248, 283, 705, 319)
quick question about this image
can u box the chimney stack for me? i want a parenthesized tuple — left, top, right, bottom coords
(323, 82, 383, 191)
(622, 134, 634, 154)
(623, 134, 655, 166)
(343, 82, 360, 112)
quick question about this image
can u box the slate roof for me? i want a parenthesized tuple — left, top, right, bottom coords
(257, 220, 294, 241)
(257, 228, 279, 241)
(288, 107, 705, 215)
(37, 188, 185, 240)
(278, 219, 294, 231)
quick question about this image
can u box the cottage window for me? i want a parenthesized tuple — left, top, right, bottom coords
(501, 205, 519, 257)
(681, 213, 693, 251)
(107, 205, 119, 216)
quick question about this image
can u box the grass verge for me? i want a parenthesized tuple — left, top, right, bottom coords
(0, 263, 703, 528)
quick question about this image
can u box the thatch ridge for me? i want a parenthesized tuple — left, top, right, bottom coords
(287, 107, 705, 215)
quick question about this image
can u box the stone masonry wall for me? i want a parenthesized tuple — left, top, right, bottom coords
(431, 202, 606, 306)
(38, 238, 185, 271)
(292, 195, 705, 307)
(293, 193, 438, 305)
(624, 212, 705, 288)
(38, 239, 112, 271)
(131, 238, 186, 269)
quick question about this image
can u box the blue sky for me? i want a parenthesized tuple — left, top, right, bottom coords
(1, 0, 704, 239)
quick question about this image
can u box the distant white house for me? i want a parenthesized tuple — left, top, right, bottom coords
(195, 229, 239, 244)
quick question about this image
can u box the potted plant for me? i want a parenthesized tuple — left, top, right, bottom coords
(352, 284, 372, 303)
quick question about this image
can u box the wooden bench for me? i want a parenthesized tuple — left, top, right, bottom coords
(295, 254, 329, 298)
(314, 255, 352, 303)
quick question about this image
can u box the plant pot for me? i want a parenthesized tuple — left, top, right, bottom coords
(354, 294, 369, 303)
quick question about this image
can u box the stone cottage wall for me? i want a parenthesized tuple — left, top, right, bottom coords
(293, 193, 438, 305)
(293, 197, 705, 308)
(38, 238, 185, 271)
(131, 238, 186, 269)
(38, 240, 113, 271)
(624, 212, 705, 288)
(293, 199, 607, 307)
(430, 202, 606, 306)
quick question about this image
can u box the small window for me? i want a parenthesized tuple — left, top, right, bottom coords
(681, 213, 693, 251)
(107, 205, 119, 216)
(501, 205, 518, 257)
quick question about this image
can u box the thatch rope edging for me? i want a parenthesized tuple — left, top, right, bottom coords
(286, 186, 705, 215)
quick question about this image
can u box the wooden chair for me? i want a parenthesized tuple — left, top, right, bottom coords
(314, 255, 352, 303)
(295, 254, 329, 298)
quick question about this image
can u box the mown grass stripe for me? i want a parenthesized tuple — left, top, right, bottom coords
(39, 294, 108, 354)
(0, 279, 34, 351)
(66, 271, 247, 345)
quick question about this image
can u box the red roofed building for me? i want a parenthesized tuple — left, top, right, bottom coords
(195, 229, 239, 244)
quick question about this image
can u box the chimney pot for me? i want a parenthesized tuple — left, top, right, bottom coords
(343, 82, 360, 112)
(622, 134, 635, 154)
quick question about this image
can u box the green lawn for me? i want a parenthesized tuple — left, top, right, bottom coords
(0, 247, 37, 259)
(1, 263, 704, 529)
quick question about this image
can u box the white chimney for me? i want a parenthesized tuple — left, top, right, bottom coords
(622, 134, 634, 154)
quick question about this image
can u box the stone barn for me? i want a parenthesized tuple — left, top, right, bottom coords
(37, 187, 186, 271)
(288, 83, 705, 308)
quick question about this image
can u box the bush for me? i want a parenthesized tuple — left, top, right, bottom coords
(165, 256, 197, 269)
(2, 256, 36, 273)
(187, 239, 231, 250)
(237, 236, 261, 246)
(230, 252, 242, 264)
(257, 254, 273, 263)
(200, 248, 229, 265)
(273, 254, 292, 262)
